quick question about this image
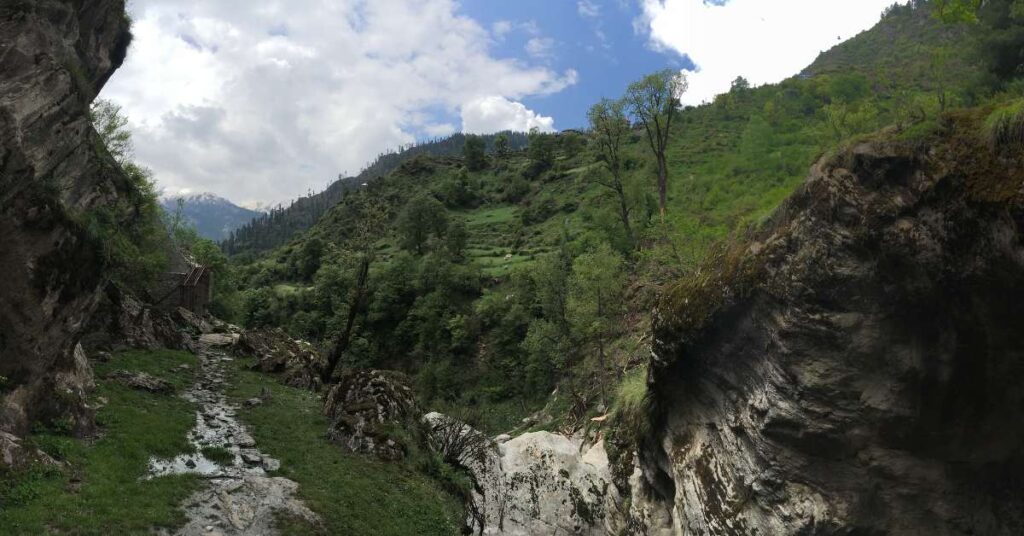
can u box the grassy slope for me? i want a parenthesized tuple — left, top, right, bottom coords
(0, 350, 200, 535)
(225, 358, 463, 535)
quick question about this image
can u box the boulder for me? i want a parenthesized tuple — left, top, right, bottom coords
(322, 370, 418, 460)
(198, 333, 239, 348)
(236, 328, 323, 390)
(0, 0, 133, 438)
(639, 125, 1024, 534)
(423, 412, 615, 535)
(0, 431, 62, 470)
(174, 307, 213, 335)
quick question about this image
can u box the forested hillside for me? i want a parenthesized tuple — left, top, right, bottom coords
(223, 132, 528, 256)
(219, 0, 1024, 433)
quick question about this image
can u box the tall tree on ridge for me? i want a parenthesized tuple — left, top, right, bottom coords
(587, 98, 635, 247)
(625, 69, 686, 220)
(462, 134, 488, 171)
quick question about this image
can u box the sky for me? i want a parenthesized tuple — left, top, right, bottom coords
(101, 0, 904, 207)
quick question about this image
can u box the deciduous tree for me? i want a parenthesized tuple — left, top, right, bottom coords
(587, 98, 635, 247)
(625, 69, 687, 219)
(568, 242, 624, 403)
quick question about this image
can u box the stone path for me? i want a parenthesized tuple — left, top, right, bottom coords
(151, 334, 319, 536)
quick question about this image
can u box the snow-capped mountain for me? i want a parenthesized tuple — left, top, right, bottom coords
(160, 192, 262, 241)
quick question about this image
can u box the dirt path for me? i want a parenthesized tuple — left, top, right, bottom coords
(151, 334, 319, 536)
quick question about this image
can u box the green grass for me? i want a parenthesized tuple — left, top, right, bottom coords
(200, 446, 234, 465)
(461, 205, 518, 227)
(608, 365, 650, 440)
(985, 99, 1024, 150)
(613, 366, 648, 417)
(225, 360, 463, 536)
(0, 349, 200, 535)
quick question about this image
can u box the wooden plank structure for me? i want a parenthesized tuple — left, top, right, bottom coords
(178, 265, 213, 316)
(151, 248, 214, 316)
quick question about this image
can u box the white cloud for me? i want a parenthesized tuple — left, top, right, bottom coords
(461, 96, 555, 134)
(525, 37, 556, 60)
(578, 0, 601, 18)
(424, 123, 457, 137)
(101, 0, 577, 206)
(492, 20, 513, 39)
(638, 0, 907, 105)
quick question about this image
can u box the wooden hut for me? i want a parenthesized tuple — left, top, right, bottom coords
(152, 248, 213, 316)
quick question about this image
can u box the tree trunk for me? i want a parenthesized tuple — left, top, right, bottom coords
(614, 183, 634, 247)
(657, 152, 668, 221)
(598, 336, 607, 406)
(321, 255, 370, 384)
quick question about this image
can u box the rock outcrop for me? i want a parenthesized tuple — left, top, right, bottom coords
(104, 370, 174, 395)
(639, 119, 1024, 534)
(424, 412, 617, 536)
(236, 328, 323, 390)
(322, 370, 418, 460)
(81, 284, 195, 353)
(0, 1, 132, 439)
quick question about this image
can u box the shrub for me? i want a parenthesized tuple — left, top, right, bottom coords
(985, 99, 1024, 150)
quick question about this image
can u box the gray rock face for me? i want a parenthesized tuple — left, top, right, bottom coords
(641, 135, 1024, 534)
(0, 0, 132, 438)
(423, 412, 616, 536)
(82, 284, 195, 353)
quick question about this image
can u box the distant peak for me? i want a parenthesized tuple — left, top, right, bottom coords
(162, 191, 222, 202)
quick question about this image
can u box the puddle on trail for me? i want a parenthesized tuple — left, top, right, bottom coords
(147, 350, 277, 479)
(147, 342, 317, 535)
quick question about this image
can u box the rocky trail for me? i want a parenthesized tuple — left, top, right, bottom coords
(150, 334, 319, 536)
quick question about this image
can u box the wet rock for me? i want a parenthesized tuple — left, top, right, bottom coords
(243, 398, 263, 408)
(148, 345, 319, 534)
(639, 135, 1024, 534)
(174, 476, 320, 536)
(235, 328, 324, 390)
(240, 451, 262, 465)
(105, 370, 174, 395)
(235, 433, 256, 449)
(322, 370, 418, 461)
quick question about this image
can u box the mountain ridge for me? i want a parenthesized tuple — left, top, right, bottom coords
(160, 192, 261, 241)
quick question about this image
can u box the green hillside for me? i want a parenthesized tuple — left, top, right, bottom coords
(227, 0, 1024, 433)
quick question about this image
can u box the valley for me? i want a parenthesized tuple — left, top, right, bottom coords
(1, 0, 1023, 535)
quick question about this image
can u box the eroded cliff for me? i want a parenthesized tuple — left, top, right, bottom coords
(640, 115, 1024, 534)
(0, 0, 132, 437)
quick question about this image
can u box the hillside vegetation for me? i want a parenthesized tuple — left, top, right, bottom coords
(224, 0, 1024, 433)
(223, 132, 529, 256)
